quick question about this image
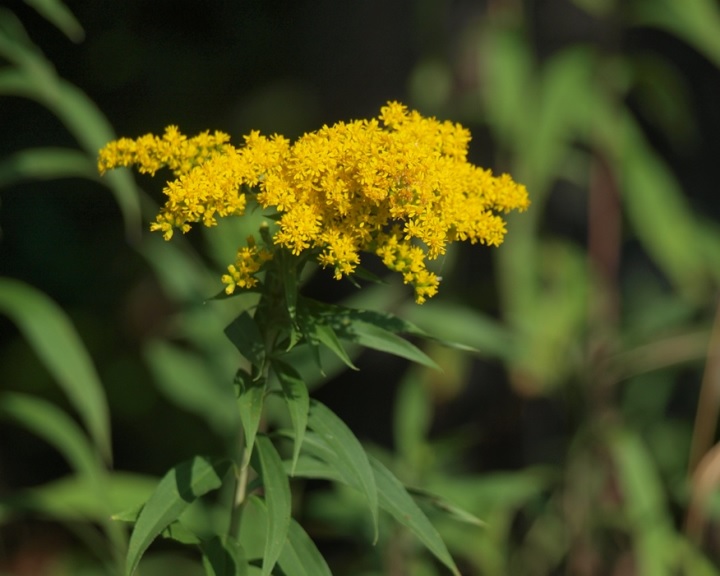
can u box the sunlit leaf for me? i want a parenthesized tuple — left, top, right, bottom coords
(0, 278, 111, 462)
(252, 436, 291, 576)
(126, 456, 230, 576)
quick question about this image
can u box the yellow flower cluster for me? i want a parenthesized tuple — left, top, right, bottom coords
(98, 102, 529, 303)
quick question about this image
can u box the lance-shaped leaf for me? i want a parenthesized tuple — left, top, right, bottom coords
(225, 311, 266, 370)
(252, 435, 291, 576)
(273, 360, 309, 475)
(235, 370, 266, 466)
(201, 536, 249, 576)
(307, 400, 378, 542)
(277, 518, 332, 576)
(125, 456, 230, 576)
(0, 278, 111, 462)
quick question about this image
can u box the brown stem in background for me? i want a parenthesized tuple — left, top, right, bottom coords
(587, 151, 622, 404)
(688, 297, 720, 474)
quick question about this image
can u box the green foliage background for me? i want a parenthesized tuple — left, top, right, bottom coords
(3, 0, 720, 574)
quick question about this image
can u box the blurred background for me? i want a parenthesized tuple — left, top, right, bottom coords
(3, 0, 720, 574)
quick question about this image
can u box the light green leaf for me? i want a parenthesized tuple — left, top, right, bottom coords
(0, 147, 96, 187)
(273, 360, 309, 476)
(0, 278, 111, 462)
(252, 436, 291, 576)
(23, 0, 84, 42)
(235, 370, 266, 466)
(313, 322, 358, 371)
(307, 400, 378, 542)
(394, 373, 432, 470)
(126, 456, 230, 576)
(144, 340, 239, 438)
(405, 486, 487, 528)
(201, 536, 249, 576)
(277, 518, 332, 576)
(225, 311, 266, 369)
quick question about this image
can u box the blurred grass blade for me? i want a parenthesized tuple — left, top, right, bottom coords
(235, 369, 265, 466)
(201, 536, 248, 576)
(307, 400, 378, 542)
(273, 360, 309, 475)
(252, 435, 291, 576)
(277, 518, 332, 576)
(615, 113, 705, 297)
(126, 456, 230, 576)
(0, 12, 141, 238)
(144, 340, 239, 439)
(370, 457, 460, 576)
(24, 0, 84, 42)
(608, 428, 674, 575)
(0, 278, 111, 462)
(632, 0, 720, 68)
(0, 147, 96, 187)
(1, 472, 157, 523)
(0, 393, 99, 480)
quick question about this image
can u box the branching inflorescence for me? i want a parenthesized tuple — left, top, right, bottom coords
(99, 102, 529, 303)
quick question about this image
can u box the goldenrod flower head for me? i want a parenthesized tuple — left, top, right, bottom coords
(99, 102, 529, 302)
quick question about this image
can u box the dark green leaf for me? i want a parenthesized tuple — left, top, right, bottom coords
(371, 457, 460, 576)
(225, 311, 266, 369)
(307, 400, 378, 542)
(350, 321, 439, 370)
(235, 370, 266, 466)
(277, 518, 332, 576)
(125, 456, 230, 576)
(0, 278, 111, 462)
(201, 536, 248, 576)
(273, 360, 309, 475)
(252, 436, 291, 576)
(145, 340, 239, 438)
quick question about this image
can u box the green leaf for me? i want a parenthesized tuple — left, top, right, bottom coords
(277, 518, 332, 576)
(631, 0, 720, 70)
(144, 340, 239, 438)
(349, 321, 439, 370)
(125, 456, 230, 576)
(394, 372, 432, 469)
(235, 370, 266, 466)
(0, 147, 96, 187)
(0, 278, 111, 462)
(307, 400, 378, 542)
(312, 322, 358, 371)
(201, 536, 248, 576)
(235, 370, 265, 467)
(295, 299, 357, 372)
(252, 436, 292, 576)
(371, 458, 460, 576)
(225, 311, 266, 369)
(0, 472, 157, 523)
(273, 360, 309, 476)
(405, 486, 487, 528)
(23, 0, 84, 42)
(285, 446, 460, 575)
(0, 393, 100, 481)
